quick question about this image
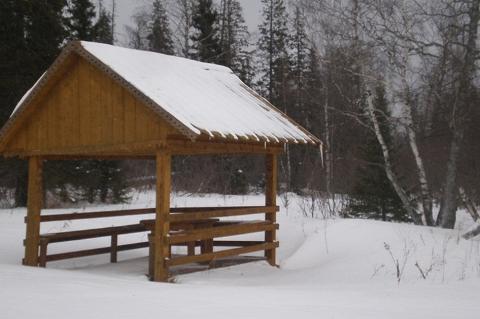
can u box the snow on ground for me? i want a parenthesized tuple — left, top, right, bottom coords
(1, 192, 479, 318)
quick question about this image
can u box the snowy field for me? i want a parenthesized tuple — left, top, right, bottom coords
(1, 192, 479, 318)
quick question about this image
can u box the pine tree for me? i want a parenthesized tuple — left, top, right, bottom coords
(0, 0, 28, 206)
(257, 0, 292, 192)
(218, 1, 249, 67)
(217, 0, 253, 85)
(347, 84, 408, 222)
(148, 0, 175, 54)
(191, 0, 221, 62)
(94, 0, 114, 44)
(290, 6, 309, 119)
(256, 0, 291, 107)
(0, 0, 66, 206)
(66, 0, 96, 40)
(170, 0, 195, 57)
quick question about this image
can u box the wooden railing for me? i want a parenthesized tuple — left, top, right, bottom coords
(35, 205, 280, 272)
(37, 205, 278, 222)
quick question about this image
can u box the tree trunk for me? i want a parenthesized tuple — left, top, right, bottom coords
(366, 92, 423, 225)
(401, 76, 434, 226)
(459, 187, 479, 222)
(437, 129, 462, 228)
(437, 0, 479, 229)
(324, 87, 332, 197)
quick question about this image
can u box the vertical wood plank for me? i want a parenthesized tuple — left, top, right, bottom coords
(89, 63, 102, 145)
(152, 146, 171, 282)
(112, 78, 125, 144)
(265, 153, 277, 266)
(124, 90, 136, 143)
(23, 156, 43, 266)
(78, 59, 90, 146)
(38, 101, 49, 150)
(110, 234, 118, 263)
(135, 100, 148, 141)
(100, 73, 113, 143)
(71, 62, 80, 145)
(26, 117, 39, 150)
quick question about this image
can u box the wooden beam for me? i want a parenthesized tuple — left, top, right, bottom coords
(167, 242, 279, 267)
(43, 242, 149, 263)
(3, 139, 283, 158)
(37, 205, 279, 222)
(23, 156, 43, 266)
(169, 221, 278, 244)
(38, 208, 156, 222)
(152, 147, 171, 282)
(169, 206, 278, 222)
(265, 153, 277, 266)
(168, 139, 283, 155)
(43, 155, 155, 161)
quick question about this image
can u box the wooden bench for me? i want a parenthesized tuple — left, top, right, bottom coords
(38, 223, 149, 267)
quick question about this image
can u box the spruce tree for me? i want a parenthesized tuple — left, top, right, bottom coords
(94, 0, 114, 44)
(290, 6, 309, 119)
(0, 0, 66, 206)
(257, 0, 292, 192)
(288, 6, 317, 191)
(191, 0, 221, 62)
(0, 0, 28, 206)
(217, 0, 250, 72)
(66, 0, 96, 40)
(347, 84, 408, 222)
(148, 0, 175, 54)
(256, 0, 291, 107)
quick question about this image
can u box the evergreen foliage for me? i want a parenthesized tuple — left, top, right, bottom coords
(217, 0, 252, 84)
(0, 0, 66, 206)
(347, 85, 408, 222)
(148, 0, 175, 54)
(66, 0, 96, 40)
(191, 0, 221, 62)
(256, 0, 291, 107)
(94, 0, 114, 44)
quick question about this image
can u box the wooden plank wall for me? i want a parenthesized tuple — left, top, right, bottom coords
(5, 56, 175, 153)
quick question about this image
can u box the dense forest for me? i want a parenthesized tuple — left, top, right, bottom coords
(0, 0, 479, 233)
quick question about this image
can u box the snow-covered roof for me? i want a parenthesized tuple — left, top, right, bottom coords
(7, 41, 319, 145)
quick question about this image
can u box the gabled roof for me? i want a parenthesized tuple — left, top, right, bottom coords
(2, 41, 320, 146)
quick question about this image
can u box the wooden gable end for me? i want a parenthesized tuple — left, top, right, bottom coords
(2, 55, 178, 156)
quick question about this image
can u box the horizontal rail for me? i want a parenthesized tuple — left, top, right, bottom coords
(169, 221, 278, 245)
(169, 206, 278, 222)
(37, 206, 278, 222)
(167, 242, 279, 267)
(169, 240, 265, 247)
(43, 242, 149, 262)
(38, 208, 155, 222)
(212, 240, 265, 246)
(40, 224, 147, 243)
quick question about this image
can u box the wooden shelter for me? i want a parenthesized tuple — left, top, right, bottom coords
(0, 41, 320, 282)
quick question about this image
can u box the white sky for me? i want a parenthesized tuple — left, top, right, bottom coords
(100, 0, 263, 45)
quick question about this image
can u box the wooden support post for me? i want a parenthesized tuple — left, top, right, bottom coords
(110, 234, 118, 263)
(152, 148, 171, 282)
(23, 156, 43, 266)
(38, 239, 48, 267)
(265, 153, 277, 266)
(148, 233, 154, 279)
